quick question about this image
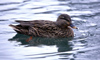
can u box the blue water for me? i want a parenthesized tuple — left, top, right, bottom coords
(0, 0, 100, 60)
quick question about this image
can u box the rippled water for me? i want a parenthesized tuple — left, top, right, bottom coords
(0, 0, 100, 60)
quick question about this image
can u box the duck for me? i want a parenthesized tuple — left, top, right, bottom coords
(9, 14, 77, 39)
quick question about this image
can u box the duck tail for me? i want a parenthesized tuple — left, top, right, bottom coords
(9, 24, 20, 31)
(9, 24, 29, 35)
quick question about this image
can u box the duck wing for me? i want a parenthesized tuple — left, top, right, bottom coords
(10, 20, 57, 36)
(16, 20, 55, 27)
(15, 20, 34, 27)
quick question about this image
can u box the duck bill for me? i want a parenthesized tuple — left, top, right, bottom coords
(70, 24, 77, 29)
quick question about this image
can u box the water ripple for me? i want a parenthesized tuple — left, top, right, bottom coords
(24, 46, 99, 59)
(0, 2, 20, 5)
(0, 0, 100, 60)
(0, 8, 18, 12)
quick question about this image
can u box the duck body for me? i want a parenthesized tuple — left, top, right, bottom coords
(9, 14, 77, 38)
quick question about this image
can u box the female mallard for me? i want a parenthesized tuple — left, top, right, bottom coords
(9, 14, 77, 38)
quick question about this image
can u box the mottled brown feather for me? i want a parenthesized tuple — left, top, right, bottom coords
(9, 14, 75, 38)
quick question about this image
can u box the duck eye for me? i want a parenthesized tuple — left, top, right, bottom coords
(60, 16, 65, 19)
(62, 17, 64, 18)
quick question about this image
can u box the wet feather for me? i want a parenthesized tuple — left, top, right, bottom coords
(9, 14, 75, 38)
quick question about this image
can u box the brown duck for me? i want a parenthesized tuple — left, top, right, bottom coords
(9, 14, 77, 39)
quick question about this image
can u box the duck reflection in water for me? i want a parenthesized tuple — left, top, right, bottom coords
(9, 34, 73, 52)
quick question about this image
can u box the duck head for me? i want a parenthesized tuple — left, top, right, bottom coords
(57, 14, 77, 29)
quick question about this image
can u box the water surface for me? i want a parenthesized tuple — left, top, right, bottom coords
(0, 0, 100, 60)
